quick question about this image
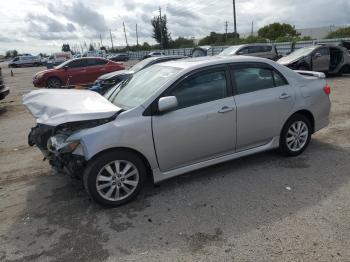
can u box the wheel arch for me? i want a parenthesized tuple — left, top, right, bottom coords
(86, 147, 154, 181)
(46, 76, 62, 86)
(285, 109, 315, 134)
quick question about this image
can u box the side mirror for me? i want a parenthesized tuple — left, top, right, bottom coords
(237, 51, 244, 55)
(158, 96, 178, 113)
(314, 52, 322, 58)
(64, 65, 69, 70)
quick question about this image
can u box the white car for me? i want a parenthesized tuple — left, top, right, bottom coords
(23, 56, 331, 207)
(8, 55, 41, 68)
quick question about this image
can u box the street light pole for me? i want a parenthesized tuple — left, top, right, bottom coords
(233, 0, 237, 38)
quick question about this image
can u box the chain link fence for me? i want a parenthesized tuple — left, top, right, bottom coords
(126, 37, 350, 60)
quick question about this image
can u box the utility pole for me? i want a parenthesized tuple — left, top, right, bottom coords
(99, 34, 103, 47)
(109, 29, 114, 51)
(233, 0, 237, 38)
(123, 22, 129, 48)
(225, 21, 228, 41)
(159, 7, 163, 49)
(136, 24, 139, 46)
(251, 21, 254, 36)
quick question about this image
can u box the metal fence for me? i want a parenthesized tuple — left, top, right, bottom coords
(126, 37, 350, 60)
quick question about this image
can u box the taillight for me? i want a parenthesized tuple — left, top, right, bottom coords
(324, 85, 331, 95)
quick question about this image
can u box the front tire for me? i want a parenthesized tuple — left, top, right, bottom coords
(83, 150, 146, 207)
(279, 114, 311, 156)
(46, 77, 62, 88)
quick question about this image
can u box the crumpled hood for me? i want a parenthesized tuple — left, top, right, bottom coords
(98, 69, 133, 80)
(23, 89, 121, 126)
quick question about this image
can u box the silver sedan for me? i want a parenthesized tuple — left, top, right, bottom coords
(24, 56, 331, 207)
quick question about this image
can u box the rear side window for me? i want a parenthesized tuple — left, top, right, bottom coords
(86, 59, 107, 66)
(232, 66, 288, 95)
(233, 68, 274, 94)
(170, 70, 227, 109)
(273, 71, 288, 87)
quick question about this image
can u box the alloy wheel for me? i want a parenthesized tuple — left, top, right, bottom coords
(286, 121, 309, 152)
(96, 160, 139, 202)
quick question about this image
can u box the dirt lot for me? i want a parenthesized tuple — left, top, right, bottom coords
(0, 63, 349, 262)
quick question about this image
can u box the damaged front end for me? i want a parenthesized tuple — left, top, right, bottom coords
(28, 117, 115, 179)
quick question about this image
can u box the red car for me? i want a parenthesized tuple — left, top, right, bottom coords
(33, 57, 124, 88)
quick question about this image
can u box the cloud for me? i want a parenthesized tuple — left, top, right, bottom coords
(1, 0, 350, 54)
(166, 3, 198, 19)
(48, 1, 108, 32)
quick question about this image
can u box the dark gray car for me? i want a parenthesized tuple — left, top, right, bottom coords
(278, 45, 350, 74)
(90, 55, 187, 94)
(219, 44, 280, 61)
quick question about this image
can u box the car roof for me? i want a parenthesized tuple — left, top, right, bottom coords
(159, 55, 272, 70)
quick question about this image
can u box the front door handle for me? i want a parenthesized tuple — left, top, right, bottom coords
(279, 93, 291, 99)
(218, 106, 234, 113)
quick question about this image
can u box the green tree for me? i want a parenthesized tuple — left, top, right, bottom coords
(5, 50, 18, 58)
(151, 14, 171, 48)
(326, 27, 350, 39)
(62, 44, 71, 52)
(88, 43, 95, 51)
(170, 37, 194, 48)
(198, 32, 239, 46)
(258, 23, 300, 41)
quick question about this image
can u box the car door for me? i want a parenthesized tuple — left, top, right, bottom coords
(86, 58, 108, 83)
(65, 59, 87, 85)
(312, 47, 330, 72)
(230, 63, 295, 151)
(152, 67, 236, 172)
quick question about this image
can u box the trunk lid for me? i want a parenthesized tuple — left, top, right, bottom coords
(23, 89, 121, 126)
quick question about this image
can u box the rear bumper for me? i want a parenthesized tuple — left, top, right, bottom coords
(0, 85, 9, 100)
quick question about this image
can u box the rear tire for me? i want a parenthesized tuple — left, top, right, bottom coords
(46, 77, 62, 89)
(83, 150, 146, 207)
(279, 114, 311, 156)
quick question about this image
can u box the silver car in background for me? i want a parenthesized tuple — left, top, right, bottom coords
(278, 45, 350, 74)
(23, 56, 331, 207)
(219, 44, 280, 61)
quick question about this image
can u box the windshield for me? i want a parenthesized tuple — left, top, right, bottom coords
(129, 58, 156, 72)
(108, 65, 181, 109)
(219, 46, 241, 55)
(285, 46, 317, 60)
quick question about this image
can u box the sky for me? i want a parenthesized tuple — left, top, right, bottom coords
(0, 0, 349, 55)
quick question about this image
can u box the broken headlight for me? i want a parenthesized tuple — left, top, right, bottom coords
(47, 134, 80, 154)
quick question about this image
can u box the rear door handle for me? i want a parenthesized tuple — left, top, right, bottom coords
(218, 106, 234, 113)
(279, 93, 291, 99)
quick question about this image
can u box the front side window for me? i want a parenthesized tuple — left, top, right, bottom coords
(316, 47, 329, 56)
(66, 59, 86, 68)
(169, 70, 227, 110)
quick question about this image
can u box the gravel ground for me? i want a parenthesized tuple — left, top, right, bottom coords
(0, 63, 349, 262)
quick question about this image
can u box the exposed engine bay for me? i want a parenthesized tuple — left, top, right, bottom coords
(28, 117, 116, 179)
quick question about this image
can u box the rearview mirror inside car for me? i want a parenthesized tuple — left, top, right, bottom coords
(158, 96, 178, 113)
